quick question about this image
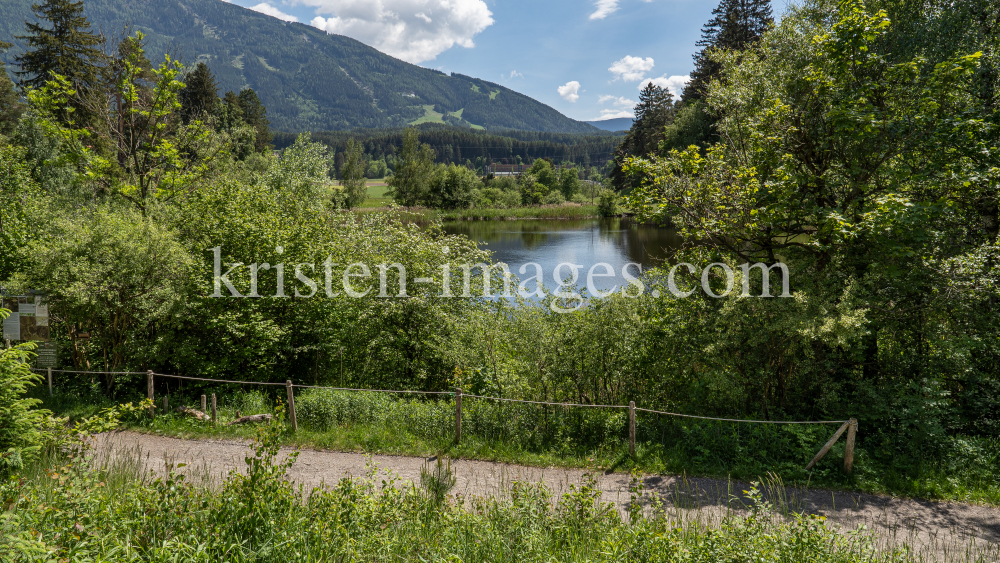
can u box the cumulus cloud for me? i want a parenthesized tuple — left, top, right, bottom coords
(639, 74, 691, 97)
(305, 0, 494, 64)
(594, 94, 635, 119)
(504, 70, 523, 80)
(250, 3, 299, 22)
(608, 56, 654, 82)
(558, 81, 581, 102)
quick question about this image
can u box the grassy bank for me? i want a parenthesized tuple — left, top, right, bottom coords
(358, 203, 600, 220)
(1, 417, 915, 563)
(33, 388, 1000, 507)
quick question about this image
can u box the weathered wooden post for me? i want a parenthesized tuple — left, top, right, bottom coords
(805, 421, 850, 470)
(844, 418, 858, 474)
(163, 395, 169, 414)
(47, 367, 53, 397)
(340, 347, 344, 388)
(211, 394, 217, 424)
(147, 370, 154, 418)
(286, 380, 298, 431)
(201, 394, 207, 415)
(629, 401, 636, 457)
(455, 388, 462, 445)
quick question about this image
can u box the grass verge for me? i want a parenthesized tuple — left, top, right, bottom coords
(1, 416, 926, 563)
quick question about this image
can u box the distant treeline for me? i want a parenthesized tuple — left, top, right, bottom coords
(273, 125, 624, 169)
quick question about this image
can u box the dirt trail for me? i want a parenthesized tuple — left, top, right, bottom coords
(94, 431, 999, 562)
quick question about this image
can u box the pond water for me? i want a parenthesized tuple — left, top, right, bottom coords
(441, 218, 682, 295)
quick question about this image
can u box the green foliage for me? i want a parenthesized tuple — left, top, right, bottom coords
(334, 138, 366, 209)
(683, 0, 773, 102)
(0, 323, 47, 476)
(179, 61, 219, 123)
(426, 163, 481, 209)
(597, 189, 620, 217)
(13, 0, 103, 125)
(386, 127, 436, 206)
(0, 144, 36, 279)
(419, 455, 456, 505)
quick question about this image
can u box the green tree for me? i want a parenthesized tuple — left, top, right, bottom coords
(238, 88, 272, 152)
(336, 138, 367, 209)
(558, 166, 580, 199)
(683, 0, 774, 102)
(0, 145, 36, 279)
(179, 62, 219, 123)
(0, 42, 24, 136)
(610, 83, 676, 191)
(426, 163, 481, 209)
(14, 0, 103, 124)
(386, 128, 435, 207)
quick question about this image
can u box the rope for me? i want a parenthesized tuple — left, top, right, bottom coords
(31, 368, 148, 375)
(292, 383, 453, 395)
(152, 373, 286, 386)
(635, 407, 847, 425)
(462, 393, 628, 409)
(36, 367, 848, 425)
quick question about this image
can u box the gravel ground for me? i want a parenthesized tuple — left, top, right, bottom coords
(93, 431, 1000, 562)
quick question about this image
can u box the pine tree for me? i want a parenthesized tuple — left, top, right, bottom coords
(178, 62, 218, 123)
(237, 88, 272, 152)
(14, 0, 103, 123)
(609, 83, 675, 190)
(683, 0, 773, 102)
(0, 42, 24, 136)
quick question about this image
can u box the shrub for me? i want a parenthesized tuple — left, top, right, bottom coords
(0, 322, 49, 476)
(597, 189, 620, 216)
(542, 190, 566, 205)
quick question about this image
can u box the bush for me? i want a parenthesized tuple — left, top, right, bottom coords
(597, 189, 620, 216)
(542, 191, 566, 205)
(0, 323, 49, 476)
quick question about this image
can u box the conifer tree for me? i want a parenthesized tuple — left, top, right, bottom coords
(14, 0, 103, 123)
(238, 88, 272, 152)
(683, 0, 773, 102)
(609, 83, 675, 190)
(178, 62, 218, 123)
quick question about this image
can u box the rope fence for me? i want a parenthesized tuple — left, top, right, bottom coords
(31, 367, 858, 473)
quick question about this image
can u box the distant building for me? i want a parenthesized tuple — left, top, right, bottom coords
(488, 164, 529, 176)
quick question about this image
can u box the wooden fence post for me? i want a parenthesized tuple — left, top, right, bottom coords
(163, 395, 169, 414)
(47, 367, 53, 397)
(147, 370, 154, 418)
(844, 418, 857, 474)
(286, 380, 297, 431)
(211, 393, 217, 424)
(201, 394, 207, 415)
(629, 401, 636, 457)
(805, 421, 850, 470)
(455, 388, 462, 445)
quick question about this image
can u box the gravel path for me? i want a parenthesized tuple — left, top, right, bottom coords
(94, 431, 999, 562)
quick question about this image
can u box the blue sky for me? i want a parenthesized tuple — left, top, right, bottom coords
(223, 0, 742, 122)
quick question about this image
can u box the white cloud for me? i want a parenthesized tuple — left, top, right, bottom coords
(250, 3, 299, 22)
(558, 81, 581, 102)
(608, 56, 654, 82)
(597, 109, 634, 119)
(306, 0, 494, 64)
(639, 75, 691, 97)
(599, 95, 635, 107)
(589, 0, 620, 20)
(504, 70, 523, 80)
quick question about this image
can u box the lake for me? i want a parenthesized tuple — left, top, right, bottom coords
(441, 218, 681, 295)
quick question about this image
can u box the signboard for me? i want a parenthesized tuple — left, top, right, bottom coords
(35, 341, 59, 368)
(2, 296, 50, 342)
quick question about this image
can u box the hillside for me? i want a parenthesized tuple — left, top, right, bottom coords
(586, 118, 633, 132)
(0, 0, 599, 133)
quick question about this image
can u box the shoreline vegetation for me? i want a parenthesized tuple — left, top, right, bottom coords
(359, 203, 602, 221)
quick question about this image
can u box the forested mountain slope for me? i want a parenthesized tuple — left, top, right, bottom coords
(0, 0, 598, 133)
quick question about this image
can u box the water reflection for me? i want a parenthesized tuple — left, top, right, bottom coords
(441, 218, 682, 294)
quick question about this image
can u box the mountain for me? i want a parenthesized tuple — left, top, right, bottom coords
(0, 0, 599, 133)
(586, 118, 633, 132)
